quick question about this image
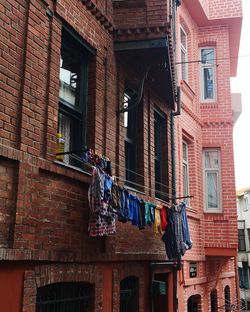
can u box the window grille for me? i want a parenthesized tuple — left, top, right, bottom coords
(36, 282, 93, 312)
(120, 277, 139, 312)
(211, 289, 218, 312)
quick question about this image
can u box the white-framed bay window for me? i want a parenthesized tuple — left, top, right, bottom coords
(203, 149, 222, 212)
(180, 27, 188, 81)
(200, 47, 216, 102)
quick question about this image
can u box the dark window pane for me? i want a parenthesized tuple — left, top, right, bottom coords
(238, 229, 246, 251)
(120, 277, 139, 312)
(211, 289, 218, 312)
(154, 111, 168, 201)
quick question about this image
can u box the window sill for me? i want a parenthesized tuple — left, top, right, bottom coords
(53, 160, 92, 177)
(203, 210, 223, 214)
(125, 184, 145, 196)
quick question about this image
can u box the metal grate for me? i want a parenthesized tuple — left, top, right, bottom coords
(36, 282, 93, 312)
(120, 277, 139, 312)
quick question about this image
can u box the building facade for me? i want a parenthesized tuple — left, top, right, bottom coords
(174, 0, 242, 311)
(0, 0, 242, 312)
(237, 187, 250, 310)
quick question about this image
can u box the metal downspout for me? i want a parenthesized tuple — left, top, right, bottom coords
(171, 86, 181, 312)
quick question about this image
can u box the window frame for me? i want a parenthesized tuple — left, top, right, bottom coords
(124, 86, 143, 190)
(200, 47, 217, 103)
(182, 140, 189, 206)
(180, 26, 188, 81)
(238, 229, 246, 252)
(203, 148, 222, 213)
(58, 25, 95, 165)
(154, 109, 168, 201)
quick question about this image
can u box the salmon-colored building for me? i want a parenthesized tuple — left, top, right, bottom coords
(0, 0, 242, 311)
(175, 0, 242, 310)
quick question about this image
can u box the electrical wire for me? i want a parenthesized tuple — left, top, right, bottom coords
(68, 153, 193, 202)
(175, 53, 250, 65)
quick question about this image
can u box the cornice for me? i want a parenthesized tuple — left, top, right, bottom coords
(81, 0, 115, 34)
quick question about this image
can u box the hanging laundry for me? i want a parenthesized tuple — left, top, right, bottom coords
(88, 166, 116, 237)
(153, 206, 163, 234)
(128, 194, 140, 226)
(162, 204, 186, 260)
(138, 200, 146, 230)
(145, 202, 155, 226)
(180, 202, 192, 250)
(160, 205, 168, 231)
(119, 188, 130, 223)
(82, 149, 112, 175)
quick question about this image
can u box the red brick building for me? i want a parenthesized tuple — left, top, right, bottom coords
(0, 0, 242, 311)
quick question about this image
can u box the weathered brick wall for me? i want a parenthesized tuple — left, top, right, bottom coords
(0, 0, 173, 263)
(113, 0, 172, 30)
(0, 158, 18, 248)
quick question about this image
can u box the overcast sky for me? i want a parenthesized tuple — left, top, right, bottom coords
(231, 0, 250, 191)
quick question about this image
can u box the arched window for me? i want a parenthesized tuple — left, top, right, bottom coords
(120, 276, 139, 312)
(211, 289, 218, 312)
(224, 285, 231, 311)
(36, 282, 94, 312)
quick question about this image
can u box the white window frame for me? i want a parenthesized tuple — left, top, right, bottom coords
(182, 141, 189, 206)
(203, 149, 222, 212)
(200, 47, 217, 102)
(180, 27, 188, 81)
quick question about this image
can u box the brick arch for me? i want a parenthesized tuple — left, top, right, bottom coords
(22, 263, 103, 312)
(112, 263, 145, 312)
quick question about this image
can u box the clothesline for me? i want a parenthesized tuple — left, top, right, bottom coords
(64, 152, 194, 204)
(57, 149, 175, 191)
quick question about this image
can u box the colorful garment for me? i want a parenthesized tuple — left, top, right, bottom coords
(160, 205, 168, 231)
(88, 167, 116, 237)
(153, 206, 162, 234)
(145, 202, 155, 226)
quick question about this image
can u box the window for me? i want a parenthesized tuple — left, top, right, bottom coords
(120, 276, 139, 312)
(239, 262, 250, 289)
(203, 149, 221, 212)
(154, 110, 168, 201)
(124, 87, 143, 190)
(200, 47, 216, 101)
(180, 27, 188, 81)
(224, 286, 231, 312)
(210, 289, 218, 312)
(183, 141, 189, 205)
(36, 282, 94, 312)
(238, 229, 246, 251)
(58, 26, 94, 165)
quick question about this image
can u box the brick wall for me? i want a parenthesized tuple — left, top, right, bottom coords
(113, 0, 172, 30)
(0, 0, 174, 264)
(176, 1, 240, 310)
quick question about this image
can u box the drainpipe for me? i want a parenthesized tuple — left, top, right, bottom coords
(171, 1, 182, 311)
(171, 86, 181, 312)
